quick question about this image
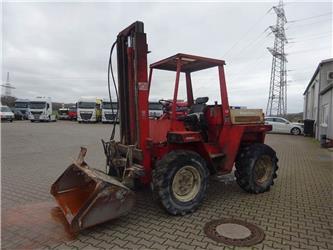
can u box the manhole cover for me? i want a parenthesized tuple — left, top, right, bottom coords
(204, 218, 265, 246)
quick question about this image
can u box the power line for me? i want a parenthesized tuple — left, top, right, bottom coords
(291, 34, 332, 43)
(288, 46, 331, 55)
(289, 31, 332, 40)
(229, 29, 271, 60)
(287, 18, 332, 28)
(288, 12, 332, 23)
(223, 8, 272, 58)
(228, 49, 269, 81)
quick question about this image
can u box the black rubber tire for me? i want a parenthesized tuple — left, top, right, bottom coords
(152, 150, 209, 215)
(291, 127, 301, 135)
(235, 143, 278, 194)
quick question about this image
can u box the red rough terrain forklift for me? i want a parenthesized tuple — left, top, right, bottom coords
(51, 21, 278, 232)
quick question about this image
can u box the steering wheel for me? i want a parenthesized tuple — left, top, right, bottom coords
(158, 99, 172, 107)
(159, 99, 174, 114)
(158, 99, 189, 116)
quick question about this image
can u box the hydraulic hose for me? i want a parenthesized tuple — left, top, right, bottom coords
(102, 40, 120, 175)
(108, 40, 119, 140)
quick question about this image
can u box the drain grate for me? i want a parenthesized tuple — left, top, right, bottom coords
(204, 218, 265, 246)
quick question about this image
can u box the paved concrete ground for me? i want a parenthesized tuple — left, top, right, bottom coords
(2, 121, 332, 249)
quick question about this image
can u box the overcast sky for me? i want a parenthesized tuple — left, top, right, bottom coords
(2, 0, 332, 113)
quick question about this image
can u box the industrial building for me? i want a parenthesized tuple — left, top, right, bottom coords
(303, 58, 333, 145)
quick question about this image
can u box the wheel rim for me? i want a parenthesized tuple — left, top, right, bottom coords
(292, 128, 299, 135)
(172, 165, 201, 202)
(254, 155, 273, 185)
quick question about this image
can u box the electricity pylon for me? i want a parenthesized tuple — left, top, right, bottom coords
(1, 72, 16, 97)
(266, 0, 288, 117)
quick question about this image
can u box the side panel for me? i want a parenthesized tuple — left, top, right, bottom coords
(218, 126, 245, 174)
(205, 105, 222, 142)
(149, 119, 185, 143)
(151, 142, 216, 174)
(217, 125, 270, 174)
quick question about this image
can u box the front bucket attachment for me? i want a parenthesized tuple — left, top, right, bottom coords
(50, 148, 135, 232)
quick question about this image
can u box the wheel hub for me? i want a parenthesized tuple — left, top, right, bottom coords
(172, 165, 201, 202)
(254, 155, 273, 185)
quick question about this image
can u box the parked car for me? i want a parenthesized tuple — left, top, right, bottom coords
(1, 105, 14, 122)
(265, 117, 304, 135)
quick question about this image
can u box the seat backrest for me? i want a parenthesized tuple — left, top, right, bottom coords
(189, 97, 209, 114)
(195, 97, 209, 104)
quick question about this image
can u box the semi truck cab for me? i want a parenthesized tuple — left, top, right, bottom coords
(14, 98, 30, 119)
(29, 97, 56, 122)
(102, 99, 118, 123)
(77, 97, 101, 123)
(58, 108, 70, 120)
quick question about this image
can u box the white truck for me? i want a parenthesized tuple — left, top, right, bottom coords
(14, 98, 30, 119)
(149, 101, 163, 118)
(101, 99, 118, 123)
(58, 108, 70, 120)
(29, 97, 56, 122)
(77, 96, 102, 123)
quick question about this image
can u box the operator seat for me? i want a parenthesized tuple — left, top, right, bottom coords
(183, 97, 209, 138)
(189, 97, 209, 114)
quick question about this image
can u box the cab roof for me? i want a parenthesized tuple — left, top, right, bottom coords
(150, 53, 225, 73)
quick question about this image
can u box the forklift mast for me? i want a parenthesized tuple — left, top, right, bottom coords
(116, 21, 150, 149)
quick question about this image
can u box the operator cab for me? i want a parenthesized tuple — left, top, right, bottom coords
(149, 53, 227, 144)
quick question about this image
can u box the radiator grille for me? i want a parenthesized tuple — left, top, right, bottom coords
(105, 114, 117, 121)
(80, 113, 92, 120)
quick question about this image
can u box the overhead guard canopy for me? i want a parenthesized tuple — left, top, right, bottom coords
(150, 53, 225, 73)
